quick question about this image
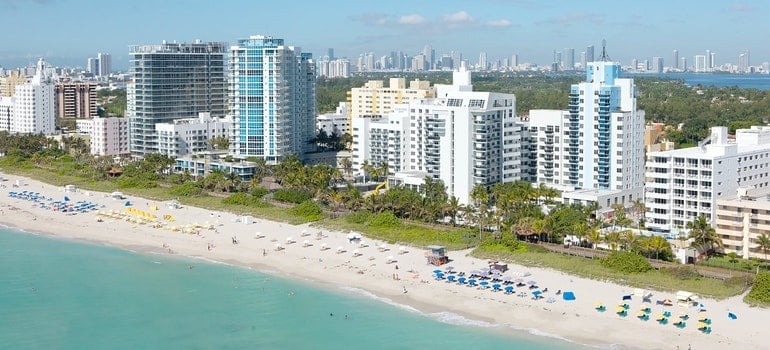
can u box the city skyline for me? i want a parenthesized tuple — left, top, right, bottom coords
(0, 0, 768, 70)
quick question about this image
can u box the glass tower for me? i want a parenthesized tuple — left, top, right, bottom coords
(229, 35, 316, 163)
(127, 41, 226, 158)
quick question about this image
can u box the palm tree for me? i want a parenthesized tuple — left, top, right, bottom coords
(631, 199, 647, 228)
(756, 233, 770, 261)
(340, 158, 353, 179)
(360, 160, 372, 183)
(446, 196, 461, 226)
(586, 226, 601, 249)
(648, 235, 671, 260)
(621, 230, 636, 251)
(605, 230, 622, 251)
(686, 215, 723, 259)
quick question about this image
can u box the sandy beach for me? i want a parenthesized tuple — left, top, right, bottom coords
(0, 174, 764, 350)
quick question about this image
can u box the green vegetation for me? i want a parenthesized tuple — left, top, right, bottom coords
(273, 188, 313, 204)
(97, 89, 127, 117)
(472, 246, 748, 299)
(745, 272, 770, 306)
(600, 251, 654, 274)
(288, 201, 323, 222)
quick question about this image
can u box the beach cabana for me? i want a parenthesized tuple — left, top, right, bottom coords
(562, 291, 576, 301)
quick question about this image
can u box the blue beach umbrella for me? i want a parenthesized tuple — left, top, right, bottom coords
(433, 269, 442, 274)
(504, 286, 514, 293)
(479, 281, 489, 288)
(532, 290, 543, 297)
(447, 275, 456, 282)
(492, 283, 501, 290)
(457, 277, 467, 284)
(468, 279, 477, 286)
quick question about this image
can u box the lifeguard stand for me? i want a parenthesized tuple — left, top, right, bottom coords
(426, 245, 449, 266)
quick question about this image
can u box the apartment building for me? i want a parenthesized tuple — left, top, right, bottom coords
(348, 78, 435, 128)
(155, 112, 231, 158)
(55, 82, 97, 119)
(645, 126, 770, 233)
(715, 194, 770, 261)
(351, 63, 521, 204)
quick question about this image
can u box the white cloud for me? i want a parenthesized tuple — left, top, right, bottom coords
(398, 14, 428, 25)
(441, 11, 475, 24)
(486, 19, 512, 28)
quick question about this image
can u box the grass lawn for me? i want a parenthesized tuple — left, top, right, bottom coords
(471, 246, 749, 299)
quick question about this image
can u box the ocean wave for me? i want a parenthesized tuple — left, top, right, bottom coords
(428, 311, 499, 328)
(338, 286, 420, 313)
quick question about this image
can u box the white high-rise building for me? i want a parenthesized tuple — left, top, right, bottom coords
(526, 59, 645, 213)
(97, 53, 111, 77)
(351, 63, 521, 204)
(695, 55, 707, 72)
(672, 50, 679, 70)
(645, 126, 770, 233)
(478, 52, 487, 71)
(87, 57, 98, 75)
(88, 116, 129, 156)
(9, 58, 55, 135)
(652, 56, 664, 73)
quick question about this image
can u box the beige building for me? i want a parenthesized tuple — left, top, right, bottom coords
(1, 71, 28, 97)
(716, 192, 770, 261)
(347, 78, 435, 128)
(55, 82, 98, 119)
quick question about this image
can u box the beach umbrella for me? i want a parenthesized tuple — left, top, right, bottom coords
(444, 266, 455, 272)
(514, 278, 524, 284)
(532, 290, 542, 297)
(728, 312, 737, 320)
(492, 283, 501, 290)
(433, 269, 442, 274)
(527, 280, 537, 286)
(457, 277, 467, 284)
(594, 301, 603, 308)
(615, 306, 626, 313)
(468, 279, 477, 286)
(386, 255, 395, 263)
(504, 286, 514, 293)
(479, 281, 489, 288)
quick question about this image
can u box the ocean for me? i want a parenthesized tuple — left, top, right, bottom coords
(0, 228, 589, 350)
(630, 72, 770, 90)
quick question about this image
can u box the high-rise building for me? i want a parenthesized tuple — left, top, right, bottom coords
(228, 35, 316, 163)
(9, 58, 56, 135)
(526, 59, 645, 213)
(478, 51, 487, 71)
(0, 70, 27, 97)
(55, 82, 97, 119)
(705, 50, 712, 71)
(694, 55, 707, 72)
(351, 63, 521, 204)
(646, 126, 770, 233)
(652, 56, 664, 73)
(127, 40, 227, 158)
(87, 57, 98, 75)
(97, 53, 111, 76)
(586, 45, 595, 63)
(327, 48, 334, 60)
(579, 52, 586, 71)
(451, 51, 462, 70)
(348, 78, 435, 128)
(681, 57, 688, 72)
(672, 50, 679, 70)
(511, 54, 518, 69)
(738, 50, 750, 73)
(709, 52, 716, 69)
(553, 50, 562, 70)
(423, 45, 434, 70)
(563, 48, 575, 71)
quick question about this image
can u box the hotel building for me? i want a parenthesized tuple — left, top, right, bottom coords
(351, 63, 521, 204)
(155, 112, 231, 158)
(55, 82, 97, 119)
(525, 60, 645, 213)
(228, 35, 316, 164)
(347, 78, 435, 129)
(716, 195, 770, 261)
(645, 126, 770, 233)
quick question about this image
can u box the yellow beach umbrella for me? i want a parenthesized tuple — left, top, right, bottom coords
(636, 311, 647, 317)
(594, 301, 603, 308)
(615, 306, 626, 313)
(656, 314, 666, 320)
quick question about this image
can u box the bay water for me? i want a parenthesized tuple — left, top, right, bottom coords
(0, 228, 590, 350)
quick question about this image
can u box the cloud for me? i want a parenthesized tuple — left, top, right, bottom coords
(485, 19, 512, 28)
(440, 11, 475, 24)
(727, 3, 756, 12)
(397, 14, 428, 25)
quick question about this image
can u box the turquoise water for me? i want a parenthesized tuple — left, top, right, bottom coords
(0, 228, 585, 350)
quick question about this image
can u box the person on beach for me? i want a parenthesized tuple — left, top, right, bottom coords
(403, 286, 408, 294)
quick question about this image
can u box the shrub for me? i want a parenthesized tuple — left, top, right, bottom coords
(250, 186, 268, 198)
(367, 211, 400, 228)
(479, 235, 525, 253)
(746, 272, 770, 306)
(346, 210, 372, 225)
(288, 200, 323, 221)
(600, 251, 653, 274)
(273, 188, 313, 204)
(222, 193, 270, 208)
(168, 182, 203, 197)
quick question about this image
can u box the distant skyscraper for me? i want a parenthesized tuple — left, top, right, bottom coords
(695, 55, 707, 72)
(652, 56, 664, 73)
(672, 50, 679, 70)
(705, 50, 712, 71)
(127, 40, 227, 158)
(451, 51, 462, 69)
(229, 35, 316, 163)
(631, 59, 638, 71)
(478, 51, 487, 70)
(97, 53, 111, 76)
(10, 58, 56, 135)
(563, 48, 575, 71)
(423, 45, 434, 69)
(681, 57, 688, 72)
(553, 50, 562, 69)
(87, 57, 98, 75)
(511, 54, 518, 68)
(579, 52, 586, 70)
(586, 45, 595, 63)
(327, 48, 334, 60)
(738, 50, 751, 73)
(710, 52, 716, 69)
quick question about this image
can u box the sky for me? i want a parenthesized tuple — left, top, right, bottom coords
(0, 0, 768, 71)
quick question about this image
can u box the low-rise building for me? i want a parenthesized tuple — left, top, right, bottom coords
(174, 150, 257, 181)
(88, 117, 129, 156)
(155, 112, 231, 158)
(716, 191, 770, 261)
(317, 102, 349, 136)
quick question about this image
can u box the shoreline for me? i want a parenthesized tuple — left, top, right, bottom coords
(0, 175, 764, 350)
